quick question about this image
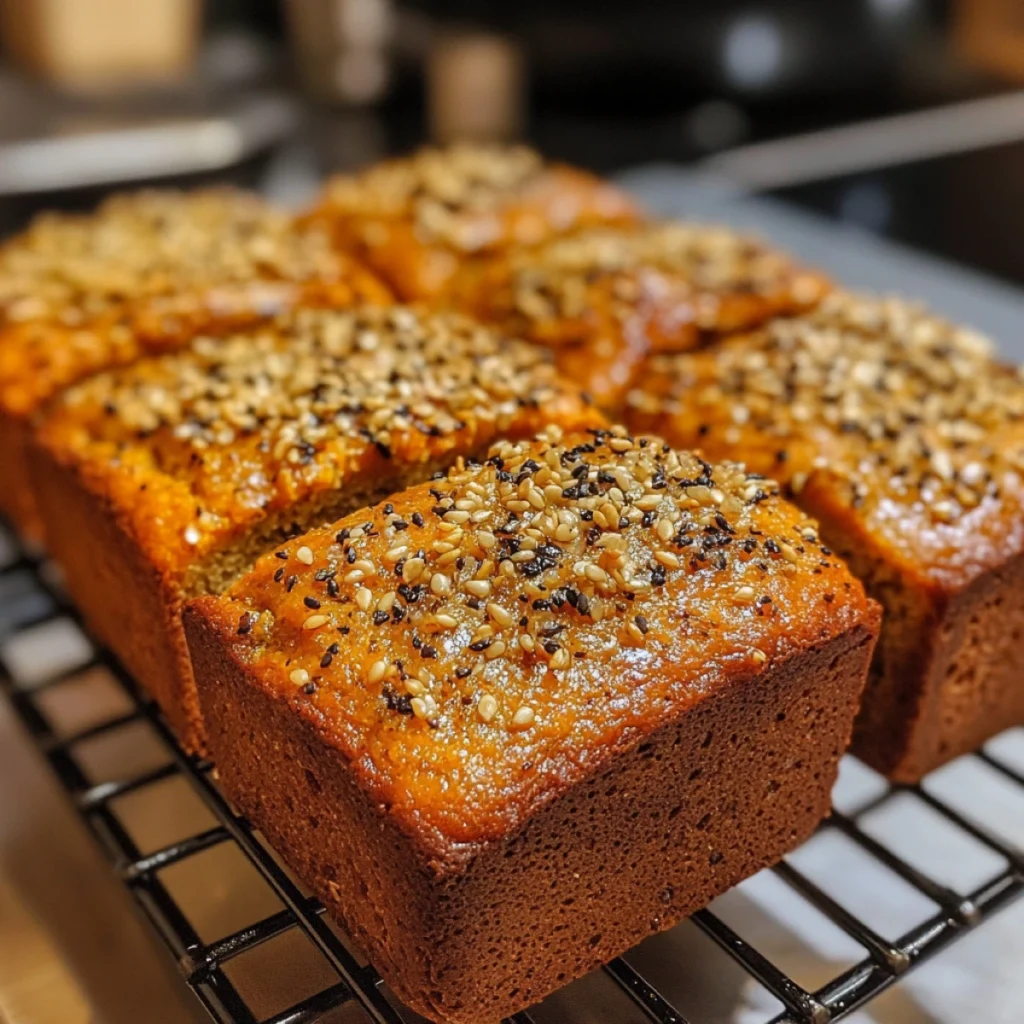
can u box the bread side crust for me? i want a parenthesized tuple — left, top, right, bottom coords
(0, 410, 43, 542)
(799, 477, 1024, 780)
(29, 432, 204, 746)
(186, 601, 878, 1024)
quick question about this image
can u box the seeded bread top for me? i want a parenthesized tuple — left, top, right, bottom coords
(458, 222, 828, 339)
(0, 189, 355, 326)
(448, 222, 829, 409)
(0, 190, 391, 418)
(310, 145, 640, 300)
(187, 426, 875, 860)
(37, 307, 600, 582)
(626, 293, 1024, 584)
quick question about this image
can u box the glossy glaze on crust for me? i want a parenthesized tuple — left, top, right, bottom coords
(447, 222, 829, 410)
(187, 426, 876, 864)
(626, 292, 1024, 779)
(308, 144, 641, 300)
(31, 307, 600, 751)
(0, 189, 391, 419)
(36, 307, 600, 586)
(0, 189, 390, 539)
(626, 291, 1024, 588)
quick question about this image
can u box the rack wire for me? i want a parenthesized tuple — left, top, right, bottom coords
(1, 528, 1022, 1024)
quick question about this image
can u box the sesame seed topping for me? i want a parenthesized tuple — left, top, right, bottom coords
(477, 694, 499, 722)
(296, 546, 314, 565)
(510, 705, 536, 729)
(630, 292, 1024, 528)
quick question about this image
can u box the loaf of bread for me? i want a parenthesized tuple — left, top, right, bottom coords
(626, 292, 1024, 781)
(447, 222, 829, 410)
(307, 143, 641, 301)
(0, 188, 390, 538)
(184, 426, 879, 1024)
(30, 307, 600, 751)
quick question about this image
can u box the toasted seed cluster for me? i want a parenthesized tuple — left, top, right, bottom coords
(46, 306, 590, 557)
(628, 293, 1024, 522)
(0, 189, 345, 327)
(235, 426, 844, 734)
(63, 306, 569, 453)
(508, 223, 826, 329)
(321, 144, 544, 250)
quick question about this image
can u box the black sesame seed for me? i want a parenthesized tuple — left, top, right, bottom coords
(304, 596, 321, 610)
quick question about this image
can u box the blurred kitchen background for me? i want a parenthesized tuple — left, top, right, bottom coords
(0, 0, 1022, 284)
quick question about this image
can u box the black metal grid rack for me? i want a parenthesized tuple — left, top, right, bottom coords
(1, 530, 1023, 1024)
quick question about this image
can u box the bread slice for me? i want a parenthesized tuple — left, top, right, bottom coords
(447, 222, 829, 411)
(0, 188, 390, 539)
(626, 292, 1024, 781)
(30, 307, 601, 752)
(306, 143, 641, 301)
(184, 426, 879, 1024)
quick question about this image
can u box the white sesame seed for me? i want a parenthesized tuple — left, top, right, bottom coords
(477, 694, 498, 722)
(296, 546, 314, 565)
(465, 579, 491, 598)
(367, 660, 387, 684)
(402, 557, 425, 582)
(355, 587, 373, 611)
(430, 573, 451, 596)
(290, 668, 309, 685)
(302, 614, 329, 630)
(654, 551, 680, 569)
(484, 640, 507, 660)
(487, 603, 514, 627)
(510, 705, 535, 729)
(410, 697, 430, 719)
(184, 525, 201, 546)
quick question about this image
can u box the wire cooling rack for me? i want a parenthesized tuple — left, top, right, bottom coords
(1, 525, 1023, 1024)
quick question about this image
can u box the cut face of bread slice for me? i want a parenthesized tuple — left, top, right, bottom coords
(626, 291, 1024, 780)
(30, 306, 602, 751)
(184, 426, 879, 1024)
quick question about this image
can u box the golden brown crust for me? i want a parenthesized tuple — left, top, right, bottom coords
(306, 144, 641, 300)
(30, 307, 601, 751)
(186, 427, 878, 859)
(185, 427, 879, 1022)
(446, 222, 829, 411)
(0, 188, 392, 537)
(625, 292, 1024, 779)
